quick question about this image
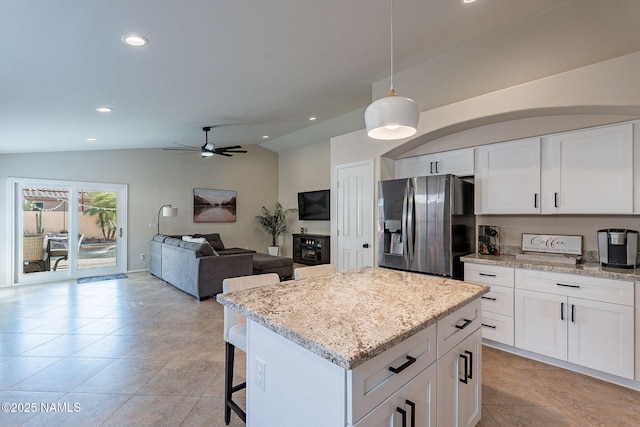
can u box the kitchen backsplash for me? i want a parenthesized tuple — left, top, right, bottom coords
(496, 245, 640, 265)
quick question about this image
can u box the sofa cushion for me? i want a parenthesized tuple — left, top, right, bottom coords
(193, 233, 225, 251)
(153, 234, 169, 242)
(164, 237, 182, 247)
(217, 248, 256, 255)
(178, 240, 217, 257)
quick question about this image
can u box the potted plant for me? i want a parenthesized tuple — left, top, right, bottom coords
(256, 203, 297, 256)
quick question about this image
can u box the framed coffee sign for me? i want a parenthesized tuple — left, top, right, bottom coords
(521, 234, 582, 255)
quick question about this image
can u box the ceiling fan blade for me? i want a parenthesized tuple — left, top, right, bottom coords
(173, 142, 200, 149)
(214, 145, 243, 150)
(214, 149, 247, 154)
(214, 151, 233, 157)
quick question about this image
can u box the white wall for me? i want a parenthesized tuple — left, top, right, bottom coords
(278, 140, 331, 257)
(0, 146, 279, 286)
(332, 51, 640, 262)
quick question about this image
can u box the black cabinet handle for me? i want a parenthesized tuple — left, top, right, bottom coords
(571, 304, 576, 323)
(465, 350, 473, 380)
(362, 243, 369, 248)
(430, 162, 434, 174)
(561, 302, 564, 320)
(534, 193, 538, 208)
(481, 296, 496, 301)
(389, 355, 417, 374)
(406, 400, 416, 427)
(479, 273, 496, 277)
(435, 161, 439, 174)
(459, 353, 469, 384)
(554, 192, 559, 208)
(482, 323, 496, 329)
(557, 283, 580, 289)
(396, 407, 407, 427)
(455, 318, 473, 330)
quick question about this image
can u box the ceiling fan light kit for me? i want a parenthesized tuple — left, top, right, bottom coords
(365, 0, 420, 141)
(164, 126, 247, 158)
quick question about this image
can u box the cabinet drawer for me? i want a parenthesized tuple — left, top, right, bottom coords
(465, 263, 514, 287)
(515, 269, 634, 306)
(437, 298, 481, 357)
(481, 312, 514, 346)
(347, 324, 436, 425)
(481, 284, 514, 316)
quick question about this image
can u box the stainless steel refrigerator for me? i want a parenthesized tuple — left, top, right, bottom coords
(378, 174, 474, 279)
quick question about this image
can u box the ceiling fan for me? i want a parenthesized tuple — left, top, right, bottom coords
(164, 126, 248, 157)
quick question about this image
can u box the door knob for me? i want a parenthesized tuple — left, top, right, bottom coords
(362, 243, 369, 248)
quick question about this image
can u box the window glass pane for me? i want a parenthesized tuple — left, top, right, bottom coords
(78, 190, 118, 270)
(22, 187, 69, 273)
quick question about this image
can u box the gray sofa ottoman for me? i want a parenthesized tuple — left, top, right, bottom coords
(252, 253, 294, 279)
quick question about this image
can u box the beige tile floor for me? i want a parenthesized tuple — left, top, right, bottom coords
(0, 272, 638, 426)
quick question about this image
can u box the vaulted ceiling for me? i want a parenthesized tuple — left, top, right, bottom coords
(1, 0, 638, 154)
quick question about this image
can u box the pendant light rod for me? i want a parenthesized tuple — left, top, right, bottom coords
(389, 0, 395, 94)
(364, 0, 419, 140)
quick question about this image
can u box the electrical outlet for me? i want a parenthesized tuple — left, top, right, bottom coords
(149, 222, 157, 229)
(140, 253, 145, 260)
(255, 358, 266, 391)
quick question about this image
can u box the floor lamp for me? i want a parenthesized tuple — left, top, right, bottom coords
(157, 205, 178, 235)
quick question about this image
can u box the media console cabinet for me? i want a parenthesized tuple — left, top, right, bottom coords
(292, 233, 330, 265)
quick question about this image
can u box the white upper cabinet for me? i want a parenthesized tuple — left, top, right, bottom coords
(541, 123, 633, 214)
(474, 138, 541, 214)
(395, 148, 474, 179)
(474, 122, 635, 215)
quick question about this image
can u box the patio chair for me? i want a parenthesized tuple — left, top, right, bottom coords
(51, 234, 85, 271)
(23, 235, 49, 272)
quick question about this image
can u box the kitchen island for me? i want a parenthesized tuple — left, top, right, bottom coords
(217, 267, 489, 426)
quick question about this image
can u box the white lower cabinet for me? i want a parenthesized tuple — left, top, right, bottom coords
(464, 263, 515, 346)
(437, 328, 482, 427)
(354, 364, 437, 427)
(515, 269, 635, 379)
(247, 300, 484, 427)
(515, 289, 568, 360)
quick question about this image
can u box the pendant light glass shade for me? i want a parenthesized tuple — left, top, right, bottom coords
(365, 92, 419, 140)
(365, 0, 419, 140)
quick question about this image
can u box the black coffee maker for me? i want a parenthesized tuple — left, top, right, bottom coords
(597, 229, 638, 268)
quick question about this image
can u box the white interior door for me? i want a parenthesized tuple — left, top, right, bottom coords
(335, 160, 374, 272)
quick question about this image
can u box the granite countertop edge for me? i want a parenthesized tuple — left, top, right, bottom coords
(461, 254, 640, 281)
(216, 270, 490, 370)
(218, 290, 487, 370)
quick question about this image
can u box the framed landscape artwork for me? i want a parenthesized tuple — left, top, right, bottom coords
(193, 188, 237, 223)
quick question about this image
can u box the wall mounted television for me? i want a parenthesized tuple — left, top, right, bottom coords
(298, 189, 330, 220)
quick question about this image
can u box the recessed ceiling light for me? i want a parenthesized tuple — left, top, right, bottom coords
(122, 34, 149, 46)
(96, 107, 112, 113)
(262, 135, 269, 139)
(309, 116, 317, 121)
(461, 0, 477, 3)
(85, 138, 97, 142)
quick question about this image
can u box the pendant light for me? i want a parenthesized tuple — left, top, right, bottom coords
(365, 0, 419, 140)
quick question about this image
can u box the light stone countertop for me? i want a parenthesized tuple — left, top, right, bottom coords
(216, 267, 489, 370)
(461, 254, 640, 281)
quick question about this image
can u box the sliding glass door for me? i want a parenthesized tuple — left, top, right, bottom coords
(11, 178, 127, 285)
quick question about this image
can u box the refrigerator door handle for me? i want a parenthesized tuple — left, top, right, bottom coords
(407, 181, 415, 262)
(401, 181, 409, 259)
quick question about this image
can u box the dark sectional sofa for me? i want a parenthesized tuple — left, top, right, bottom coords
(149, 233, 294, 300)
(149, 233, 255, 300)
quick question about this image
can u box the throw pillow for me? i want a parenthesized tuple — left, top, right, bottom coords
(182, 236, 207, 244)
